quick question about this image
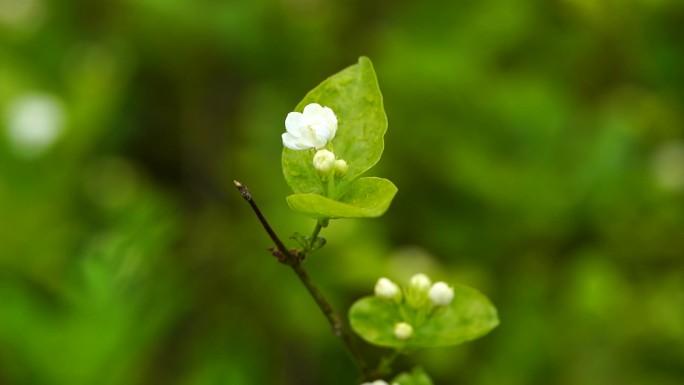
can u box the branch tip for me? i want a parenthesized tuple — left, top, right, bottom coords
(233, 180, 252, 201)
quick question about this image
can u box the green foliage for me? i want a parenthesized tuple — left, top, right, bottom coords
(2, 0, 684, 384)
(286, 177, 397, 219)
(282, 57, 396, 219)
(350, 284, 498, 349)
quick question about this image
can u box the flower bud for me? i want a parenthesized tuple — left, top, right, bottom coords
(374, 277, 400, 300)
(313, 149, 336, 175)
(405, 273, 431, 308)
(361, 381, 391, 385)
(334, 159, 348, 176)
(429, 281, 454, 306)
(409, 273, 432, 292)
(394, 322, 413, 340)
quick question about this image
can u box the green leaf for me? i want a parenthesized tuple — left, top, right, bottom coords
(308, 236, 326, 252)
(290, 232, 309, 249)
(286, 177, 397, 219)
(393, 367, 434, 385)
(290, 232, 326, 252)
(349, 284, 499, 348)
(282, 56, 387, 197)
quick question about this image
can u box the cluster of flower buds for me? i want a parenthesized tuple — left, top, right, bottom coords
(373, 273, 455, 341)
(313, 149, 348, 178)
(375, 273, 455, 307)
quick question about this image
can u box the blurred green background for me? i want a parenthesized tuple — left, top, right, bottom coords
(1, 0, 683, 384)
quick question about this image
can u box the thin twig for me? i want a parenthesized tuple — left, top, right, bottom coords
(234, 180, 371, 379)
(290, 263, 370, 377)
(234, 180, 290, 257)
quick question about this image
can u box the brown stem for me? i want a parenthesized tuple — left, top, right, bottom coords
(234, 180, 371, 379)
(234, 180, 290, 258)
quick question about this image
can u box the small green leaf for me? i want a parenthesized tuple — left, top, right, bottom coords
(282, 57, 387, 196)
(393, 367, 434, 385)
(308, 236, 326, 252)
(286, 177, 397, 219)
(290, 232, 308, 249)
(349, 284, 499, 348)
(290, 232, 326, 253)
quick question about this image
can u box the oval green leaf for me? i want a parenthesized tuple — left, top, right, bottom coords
(286, 177, 397, 219)
(282, 56, 387, 196)
(349, 284, 499, 348)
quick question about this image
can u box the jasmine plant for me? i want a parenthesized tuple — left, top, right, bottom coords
(235, 57, 499, 384)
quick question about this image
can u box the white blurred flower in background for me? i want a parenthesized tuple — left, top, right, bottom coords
(5, 92, 66, 158)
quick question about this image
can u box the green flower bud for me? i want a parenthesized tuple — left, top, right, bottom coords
(405, 272, 432, 308)
(334, 159, 348, 176)
(409, 273, 432, 292)
(313, 149, 336, 175)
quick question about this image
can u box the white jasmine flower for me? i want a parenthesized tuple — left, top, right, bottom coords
(334, 158, 348, 176)
(429, 281, 454, 306)
(282, 103, 337, 150)
(361, 381, 396, 385)
(374, 277, 400, 300)
(313, 149, 336, 174)
(409, 273, 432, 292)
(394, 322, 413, 340)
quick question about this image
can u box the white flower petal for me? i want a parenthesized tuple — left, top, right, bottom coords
(282, 103, 337, 150)
(282, 132, 307, 150)
(311, 134, 329, 149)
(321, 106, 338, 136)
(285, 112, 304, 135)
(302, 103, 323, 115)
